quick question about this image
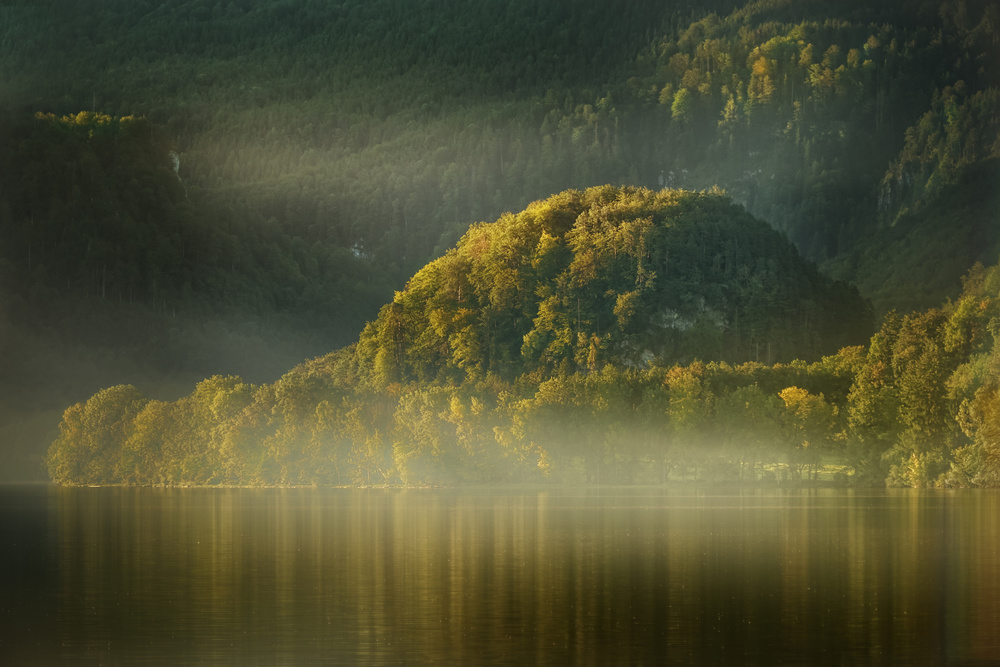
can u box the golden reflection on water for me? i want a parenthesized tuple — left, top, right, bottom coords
(37, 487, 1000, 664)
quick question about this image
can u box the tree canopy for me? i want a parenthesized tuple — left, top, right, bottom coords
(1, 0, 997, 479)
(47, 255, 1000, 488)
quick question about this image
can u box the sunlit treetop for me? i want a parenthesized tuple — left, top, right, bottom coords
(352, 185, 872, 387)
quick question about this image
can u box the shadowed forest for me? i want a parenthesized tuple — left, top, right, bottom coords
(1, 0, 998, 485)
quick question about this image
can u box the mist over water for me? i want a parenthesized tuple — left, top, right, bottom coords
(2, 486, 998, 664)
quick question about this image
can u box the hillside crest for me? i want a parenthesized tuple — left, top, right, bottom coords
(352, 185, 871, 386)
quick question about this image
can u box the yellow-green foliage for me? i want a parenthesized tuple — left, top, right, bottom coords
(10, 0, 1000, 484)
(45, 184, 900, 488)
(355, 185, 870, 386)
(47, 257, 1000, 488)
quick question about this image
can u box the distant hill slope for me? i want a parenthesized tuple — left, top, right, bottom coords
(3, 0, 998, 480)
(0, 111, 388, 335)
(0, 111, 391, 480)
(827, 158, 1000, 314)
(352, 186, 872, 386)
(4, 0, 996, 314)
(827, 86, 1000, 313)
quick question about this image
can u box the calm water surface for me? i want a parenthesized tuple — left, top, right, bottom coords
(1, 485, 999, 665)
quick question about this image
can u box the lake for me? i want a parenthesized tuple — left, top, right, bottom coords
(1, 486, 998, 665)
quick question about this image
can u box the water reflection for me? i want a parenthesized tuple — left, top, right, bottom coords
(4, 487, 999, 663)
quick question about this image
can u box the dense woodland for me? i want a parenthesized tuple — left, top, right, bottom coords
(5, 0, 998, 299)
(0, 0, 996, 482)
(45, 190, 1000, 488)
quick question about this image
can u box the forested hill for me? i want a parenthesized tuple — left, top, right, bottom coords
(3, 0, 999, 479)
(0, 111, 392, 480)
(46, 187, 878, 488)
(45, 234, 1000, 489)
(353, 186, 870, 385)
(0, 111, 387, 338)
(3, 0, 997, 304)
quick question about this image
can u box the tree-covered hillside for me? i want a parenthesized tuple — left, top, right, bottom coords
(827, 86, 1000, 310)
(0, 110, 391, 479)
(2, 0, 998, 479)
(355, 186, 870, 386)
(45, 244, 1000, 490)
(45, 186, 883, 487)
(3, 0, 996, 293)
(0, 110, 387, 336)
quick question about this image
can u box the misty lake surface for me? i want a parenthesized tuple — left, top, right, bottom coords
(2, 486, 999, 665)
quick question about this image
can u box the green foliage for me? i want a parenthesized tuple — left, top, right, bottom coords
(846, 261, 1000, 486)
(0, 110, 391, 334)
(48, 255, 1000, 489)
(17, 0, 1000, 487)
(4, 0, 995, 300)
(881, 86, 1000, 216)
(46, 385, 148, 485)
(354, 186, 871, 385)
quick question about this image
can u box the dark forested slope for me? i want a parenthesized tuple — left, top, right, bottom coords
(3, 0, 999, 478)
(0, 111, 391, 479)
(3, 0, 996, 297)
(827, 86, 1000, 311)
(0, 111, 387, 334)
